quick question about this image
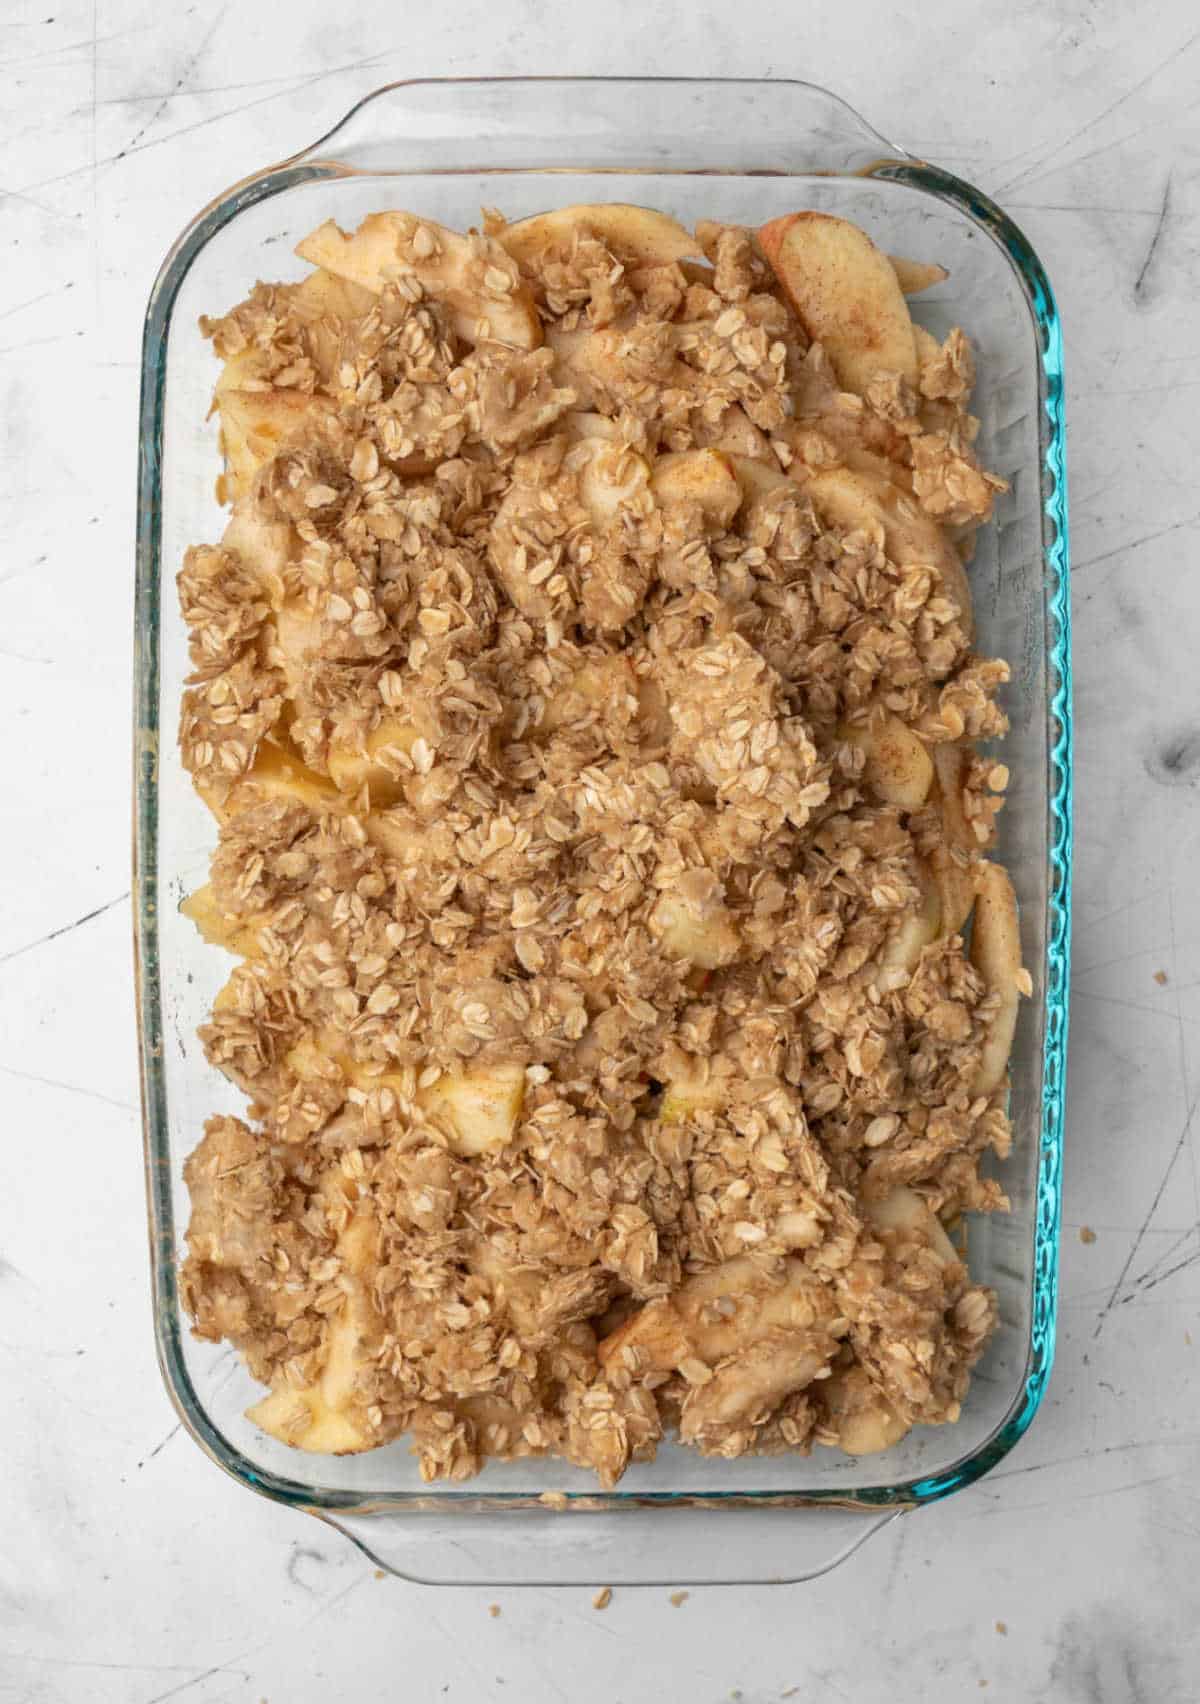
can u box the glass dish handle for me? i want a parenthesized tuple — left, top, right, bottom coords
(318, 1502, 906, 1588)
(289, 76, 910, 180)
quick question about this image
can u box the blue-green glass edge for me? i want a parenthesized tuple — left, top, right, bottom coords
(134, 141, 1071, 1521)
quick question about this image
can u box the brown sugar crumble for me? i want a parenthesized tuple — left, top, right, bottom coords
(176, 202, 1025, 1487)
(1079, 1226, 1097, 1245)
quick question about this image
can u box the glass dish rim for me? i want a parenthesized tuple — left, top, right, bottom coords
(133, 73, 1072, 1520)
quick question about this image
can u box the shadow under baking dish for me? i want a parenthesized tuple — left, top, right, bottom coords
(134, 76, 1072, 1584)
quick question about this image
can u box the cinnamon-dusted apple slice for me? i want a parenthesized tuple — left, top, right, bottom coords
(499, 203, 698, 270)
(878, 861, 942, 982)
(292, 1034, 528, 1160)
(727, 452, 794, 511)
(217, 388, 334, 501)
(297, 212, 541, 350)
(970, 860, 1025, 1094)
(180, 884, 264, 958)
(929, 744, 978, 936)
(838, 708, 934, 811)
(888, 255, 949, 295)
(420, 1062, 527, 1158)
(576, 436, 651, 527)
(697, 214, 944, 300)
(599, 1253, 845, 1446)
(247, 1198, 383, 1454)
(819, 1362, 910, 1455)
(207, 740, 340, 823)
(758, 212, 919, 393)
(649, 869, 741, 970)
(599, 1252, 840, 1372)
(326, 715, 424, 808)
(650, 448, 741, 529)
(864, 1185, 960, 1268)
(802, 464, 973, 637)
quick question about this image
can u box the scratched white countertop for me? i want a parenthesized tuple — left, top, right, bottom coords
(2, 2, 1199, 1699)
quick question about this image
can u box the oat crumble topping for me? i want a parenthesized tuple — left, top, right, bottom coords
(178, 203, 1025, 1485)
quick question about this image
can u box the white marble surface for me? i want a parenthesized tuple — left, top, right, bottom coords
(2, 0, 1199, 1697)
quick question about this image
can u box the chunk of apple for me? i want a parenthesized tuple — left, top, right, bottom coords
(865, 1185, 959, 1266)
(887, 255, 948, 296)
(327, 715, 421, 807)
(297, 213, 542, 350)
(970, 860, 1023, 1094)
(420, 1062, 526, 1157)
(209, 740, 339, 823)
(599, 1251, 838, 1373)
(929, 744, 978, 936)
(246, 1206, 381, 1454)
(217, 388, 334, 500)
(838, 710, 934, 811)
(878, 861, 942, 980)
(820, 1363, 910, 1455)
(651, 448, 741, 529)
(499, 203, 698, 270)
(649, 872, 740, 970)
(180, 883, 263, 957)
(802, 464, 973, 636)
(758, 212, 919, 394)
(576, 437, 651, 527)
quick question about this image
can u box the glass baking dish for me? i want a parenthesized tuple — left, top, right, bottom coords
(133, 76, 1072, 1586)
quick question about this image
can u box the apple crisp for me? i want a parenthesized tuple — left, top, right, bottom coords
(177, 203, 1025, 1485)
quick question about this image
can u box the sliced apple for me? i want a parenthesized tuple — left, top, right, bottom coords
(758, 212, 918, 394)
(865, 1185, 959, 1267)
(599, 1252, 837, 1373)
(221, 500, 297, 593)
(181, 883, 263, 958)
(213, 740, 339, 822)
(327, 715, 422, 807)
(247, 1206, 381, 1454)
(290, 265, 377, 326)
(970, 860, 1023, 1094)
(693, 401, 772, 461)
(649, 872, 740, 970)
(499, 204, 697, 270)
(651, 448, 741, 529)
(217, 388, 334, 500)
(888, 255, 948, 295)
(802, 465, 973, 636)
(929, 744, 978, 936)
(727, 452, 794, 512)
(564, 410, 620, 443)
(679, 1327, 840, 1446)
(839, 710, 933, 811)
(659, 1062, 728, 1125)
(294, 1031, 527, 1160)
(879, 861, 942, 979)
(297, 213, 541, 350)
(420, 1062, 526, 1157)
(576, 437, 651, 527)
(213, 345, 271, 399)
(820, 1363, 910, 1455)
